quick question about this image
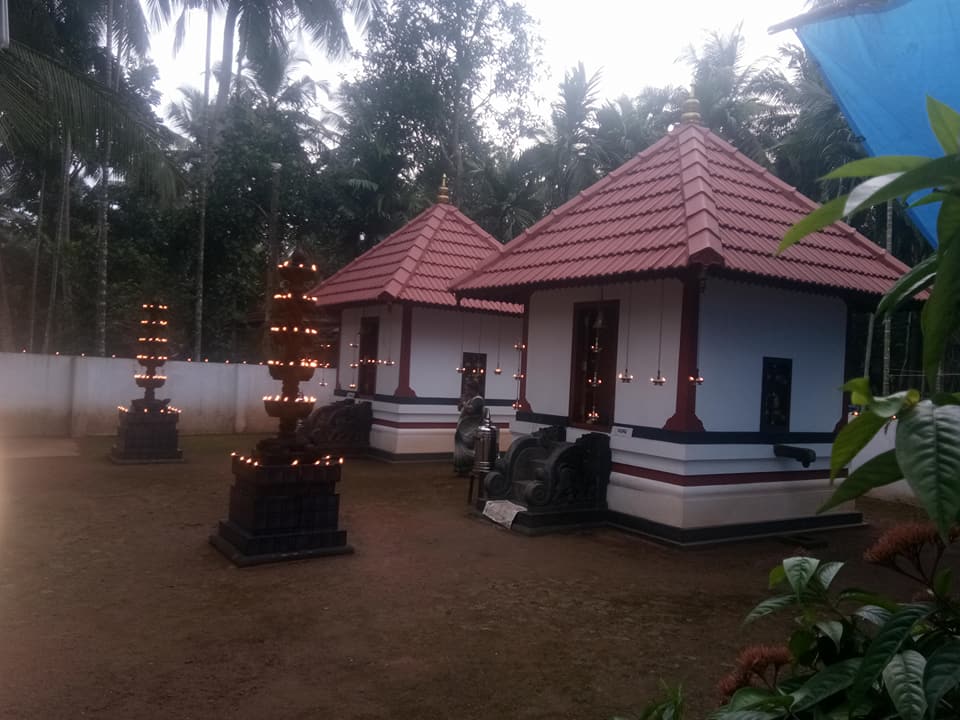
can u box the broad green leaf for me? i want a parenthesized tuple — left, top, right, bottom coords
(725, 687, 792, 711)
(923, 640, 960, 716)
(837, 589, 900, 612)
(844, 154, 960, 217)
(768, 564, 787, 589)
(709, 710, 780, 720)
(909, 191, 949, 209)
(820, 449, 902, 512)
(895, 401, 960, 537)
(854, 604, 893, 626)
(779, 195, 848, 254)
(816, 561, 845, 590)
(831, 411, 887, 481)
(823, 155, 932, 179)
(937, 194, 960, 252)
(744, 594, 796, 624)
(883, 650, 927, 720)
(876, 254, 937, 317)
(869, 390, 920, 419)
(816, 620, 845, 649)
(853, 604, 933, 698)
(845, 173, 904, 216)
(842, 377, 874, 407)
(927, 96, 960, 155)
(784, 557, 820, 598)
(791, 658, 861, 712)
(790, 628, 817, 662)
(933, 392, 960, 406)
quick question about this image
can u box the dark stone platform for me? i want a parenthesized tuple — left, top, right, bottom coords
(210, 453, 353, 566)
(110, 406, 182, 463)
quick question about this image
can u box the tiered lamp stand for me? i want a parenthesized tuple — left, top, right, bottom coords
(110, 303, 182, 463)
(211, 249, 353, 566)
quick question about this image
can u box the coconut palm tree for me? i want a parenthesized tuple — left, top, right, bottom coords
(530, 62, 604, 210)
(214, 0, 378, 121)
(682, 24, 788, 164)
(593, 86, 684, 173)
(3, 0, 177, 353)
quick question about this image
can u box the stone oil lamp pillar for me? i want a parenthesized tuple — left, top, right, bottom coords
(110, 303, 182, 462)
(211, 248, 353, 566)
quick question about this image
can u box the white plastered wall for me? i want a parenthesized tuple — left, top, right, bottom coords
(525, 280, 682, 428)
(697, 278, 846, 433)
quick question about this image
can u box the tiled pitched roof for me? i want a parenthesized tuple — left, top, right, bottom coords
(452, 122, 909, 297)
(310, 203, 521, 314)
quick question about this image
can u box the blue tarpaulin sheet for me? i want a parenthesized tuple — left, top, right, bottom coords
(794, 0, 960, 246)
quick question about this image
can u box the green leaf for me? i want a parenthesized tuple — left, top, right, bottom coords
(854, 604, 893, 626)
(924, 640, 960, 716)
(937, 194, 960, 251)
(883, 650, 927, 720)
(816, 561, 845, 590)
(842, 377, 874, 407)
(837, 589, 900, 612)
(791, 658, 862, 713)
(927, 96, 960, 155)
(768, 564, 787, 589)
(823, 155, 932, 179)
(784, 557, 821, 598)
(909, 191, 949, 209)
(844, 155, 960, 217)
(816, 620, 845, 649)
(744, 594, 796, 624)
(831, 412, 888, 481)
(709, 710, 780, 720)
(820, 449, 902, 512)
(779, 195, 848, 254)
(790, 628, 818, 662)
(895, 401, 960, 537)
(725, 687, 791, 711)
(869, 390, 921, 419)
(853, 604, 933, 698)
(876, 254, 937, 317)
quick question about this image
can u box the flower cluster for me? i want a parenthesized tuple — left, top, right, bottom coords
(716, 645, 791, 700)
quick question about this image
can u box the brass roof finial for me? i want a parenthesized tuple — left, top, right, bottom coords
(681, 90, 701, 125)
(437, 174, 450, 204)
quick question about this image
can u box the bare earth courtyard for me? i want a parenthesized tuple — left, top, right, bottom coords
(0, 435, 929, 720)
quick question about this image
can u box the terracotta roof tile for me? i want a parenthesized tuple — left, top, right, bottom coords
(452, 123, 909, 297)
(311, 204, 521, 314)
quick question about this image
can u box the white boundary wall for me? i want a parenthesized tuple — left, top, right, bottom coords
(0, 352, 334, 437)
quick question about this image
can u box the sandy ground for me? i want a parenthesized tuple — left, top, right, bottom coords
(0, 435, 936, 720)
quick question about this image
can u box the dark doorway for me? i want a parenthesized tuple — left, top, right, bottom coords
(760, 357, 792, 432)
(460, 352, 487, 400)
(569, 300, 619, 428)
(357, 316, 379, 396)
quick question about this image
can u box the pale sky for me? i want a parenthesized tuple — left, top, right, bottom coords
(148, 0, 810, 124)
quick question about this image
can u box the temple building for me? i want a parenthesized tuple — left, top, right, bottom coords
(451, 98, 908, 543)
(310, 182, 522, 460)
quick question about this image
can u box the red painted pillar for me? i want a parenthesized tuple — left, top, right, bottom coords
(663, 270, 705, 432)
(393, 304, 416, 397)
(516, 303, 532, 412)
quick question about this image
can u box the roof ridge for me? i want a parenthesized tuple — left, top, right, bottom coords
(678, 124, 724, 266)
(312, 204, 437, 292)
(386, 205, 445, 300)
(451, 131, 680, 291)
(704, 131, 909, 276)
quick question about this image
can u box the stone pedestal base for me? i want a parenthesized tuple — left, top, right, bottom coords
(110, 408, 182, 463)
(210, 454, 353, 566)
